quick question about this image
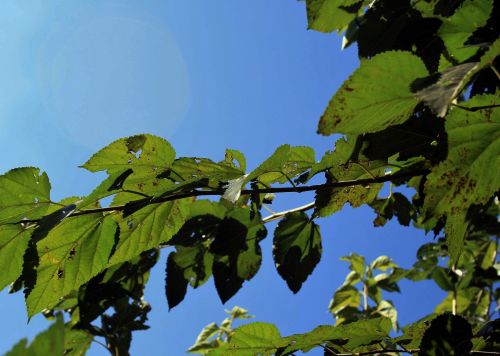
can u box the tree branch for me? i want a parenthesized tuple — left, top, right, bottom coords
(16, 168, 429, 224)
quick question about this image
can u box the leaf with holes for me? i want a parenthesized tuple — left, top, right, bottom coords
(318, 51, 428, 135)
(110, 198, 192, 265)
(26, 215, 117, 317)
(81, 134, 176, 176)
(423, 94, 500, 261)
(0, 167, 51, 224)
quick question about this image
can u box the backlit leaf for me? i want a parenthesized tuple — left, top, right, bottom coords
(273, 212, 322, 293)
(423, 94, 500, 261)
(318, 51, 428, 135)
(81, 134, 176, 176)
(0, 167, 51, 224)
(26, 215, 117, 317)
(438, 0, 493, 64)
(0, 225, 32, 291)
(110, 198, 192, 265)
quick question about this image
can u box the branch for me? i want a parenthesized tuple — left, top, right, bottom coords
(262, 202, 315, 223)
(17, 168, 429, 224)
(329, 349, 499, 356)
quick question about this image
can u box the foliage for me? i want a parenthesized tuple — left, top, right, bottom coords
(2, 0, 499, 355)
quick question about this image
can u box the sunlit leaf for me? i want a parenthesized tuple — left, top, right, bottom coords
(305, 0, 365, 33)
(0, 167, 51, 224)
(438, 0, 493, 63)
(0, 225, 32, 291)
(26, 215, 117, 317)
(318, 52, 428, 135)
(109, 198, 192, 265)
(81, 134, 176, 176)
(423, 94, 500, 261)
(282, 317, 391, 354)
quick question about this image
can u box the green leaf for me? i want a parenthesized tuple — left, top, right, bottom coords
(375, 300, 398, 331)
(169, 156, 244, 188)
(305, 0, 365, 33)
(208, 322, 284, 356)
(246, 145, 315, 185)
(432, 267, 454, 291)
(0, 167, 51, 224)
(224, 149, 247, 172)
(306, 135, 359, 181)
(273, 212, 322, 293)
(394, 316, 434, 349)
(419, 314, 473, 355)
(282, 317, 391, 354)
(63, 329, 93, 356)
(328, 285, 361, 314)
(165, 244, 213, 310)
(341, 253, 365, 276)
(5, 315, 65, 356)
(81, 134, 176, 175)
(109, 198, 192, 265)
(77, 169, 133, 209)
(26, 215, 117, 317)
(370, 193, 415, 227)
(317, 51, 428, 135)
(211, 208, 266, 303)
(423, 94, 500, 261)
(369, 255, 397, 272)
(438, 0, 493, 64)
(188, 322, 220, 353)
(315, 159, 386, 217)
(0, 225, 32, 291)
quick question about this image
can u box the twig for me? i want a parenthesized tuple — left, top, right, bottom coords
(14, 169, 429, 225)
(262, 202, 315, 223)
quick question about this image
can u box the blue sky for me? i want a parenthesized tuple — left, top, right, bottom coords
(0, 1, 445, 354)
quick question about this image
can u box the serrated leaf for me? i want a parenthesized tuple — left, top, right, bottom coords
(26, 215, 117, 317)
(438, 0, 493, 63)
(273, 212, 322, 293)
(375, 300, 398, 331)
(224, 149, 246, 172)
(318, 51, 428, 135)
(211, 208, 266, 303)
(0, 225, 32, 291)
(423, 94, 500, 261)
(81, 134, 176, 175)
(419, 314, 473, 355)
(394, 316, 434, 349)
(369, 255, 397, 272)
(315, 160, 386, 217)
(5, 315, 65, 356)
(341, 253, 365, 275)
(0, 167, 51, 224)
(165, 244, 213, 310)
(64, 329, 93, 356)
(306, 0, 365, 33)
(77, 169, 133, 209)
(109, 198, 192, 265)
(283, 317, 391, 354)
(328, 285, 361, 315)
(208, 322, 284, 356)
(246, 145, 315, 185)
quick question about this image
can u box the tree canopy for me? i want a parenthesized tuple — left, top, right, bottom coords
(2, 0, 499, 355)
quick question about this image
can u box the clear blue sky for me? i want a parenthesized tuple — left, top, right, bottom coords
(0, 1, 445, 355)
